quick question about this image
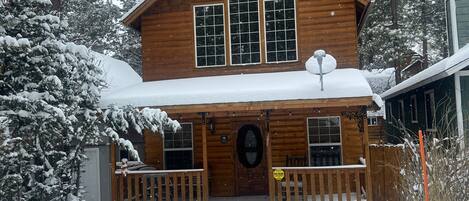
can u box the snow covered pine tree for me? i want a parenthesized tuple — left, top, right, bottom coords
(0, 1, 179, 200)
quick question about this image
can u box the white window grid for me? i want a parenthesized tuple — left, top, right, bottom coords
(163, 122, 194, 169)
(193, 4, 226, 68)
(229, 0, 261, 65)
(411, 95, 418, 123)
(306, 116, 343, 166)
(264, 0, 298, 63)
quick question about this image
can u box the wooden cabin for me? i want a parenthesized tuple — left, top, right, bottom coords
(105, 0, 376, 200)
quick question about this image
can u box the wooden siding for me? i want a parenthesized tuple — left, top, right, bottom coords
(456, 0, 469, 48)
(140, 0, 359, 81)
(143, 107, 366, 196)
(368, 117, 386, 144)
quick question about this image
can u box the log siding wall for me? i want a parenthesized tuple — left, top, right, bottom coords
(140, 0, 359, 81)
(143, 107, 365, 196)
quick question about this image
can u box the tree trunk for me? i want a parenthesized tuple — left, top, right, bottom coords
(421, 0, 429, 69)
(391, 0, 402, 83)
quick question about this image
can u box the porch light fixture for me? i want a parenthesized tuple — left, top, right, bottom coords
(305, 50, 337, 91)
(208, 118, 216, 134)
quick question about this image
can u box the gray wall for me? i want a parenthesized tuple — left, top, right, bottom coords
(456, 0, 469, 48)
(82, 145, 111, 201)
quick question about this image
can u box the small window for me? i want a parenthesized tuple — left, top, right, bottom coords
(194, 4, 226, 67)
(307, 117, 342, 166)
(368, 117, 379, 126)
(410, 95, 418, 123)
(264, 0, 297, 63)
(164, 123, 193, 170)
(424, 90, 436, 130)
(229, 0, 261, 65)
(398, 99, 405, 124)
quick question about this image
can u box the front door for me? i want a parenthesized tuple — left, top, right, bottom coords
(235, 124, 267, 195)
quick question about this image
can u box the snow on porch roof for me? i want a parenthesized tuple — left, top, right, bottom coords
(100, 68, 373, 108)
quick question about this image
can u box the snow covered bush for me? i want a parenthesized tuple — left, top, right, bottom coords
(397, 127, 468, 200)
(0, 1, 178, 200)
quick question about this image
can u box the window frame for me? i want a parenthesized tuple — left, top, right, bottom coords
(386, 102, 393, 124)
(193, 3, 227, 68)
(410, 95, 418, 123)
(163, 122, 194, 170)
(398, 99, 405, 124)
(424, 90, 437, 131)
(368, 116, 379, 126)
(262, 0, 299, 64)
(228, 0, 262, 66)
(306, 116, 343, 167)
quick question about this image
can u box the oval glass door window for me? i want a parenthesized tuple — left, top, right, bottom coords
(237, 125, 263, 168)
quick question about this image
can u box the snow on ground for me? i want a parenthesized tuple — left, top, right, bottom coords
(100, 68, 373, 108)
(381, 44, 469, 99)
(93, 53, 142, 95)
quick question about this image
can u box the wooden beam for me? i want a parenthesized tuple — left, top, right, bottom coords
(201, 113, 209, 201)
(363, 111, 373, 201)
(110, 143, 117, 201)
(121, 0, 159, 29)
(161, 97, 373, 114)
(265, 110, 274, 201)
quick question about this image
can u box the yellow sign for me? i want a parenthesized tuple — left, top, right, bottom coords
(273, 169, 285, 181)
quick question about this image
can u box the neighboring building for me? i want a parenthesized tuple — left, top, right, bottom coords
(361, 68, 395, 144)
(381, 44, 469, 145)
(101, 0, 378, 200)
(80, 53, 143, 201)
(447, 0, 469, 54)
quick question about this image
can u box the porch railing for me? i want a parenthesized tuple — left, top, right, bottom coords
(271, 165, 367, 201)
(114, 169, 206, 201)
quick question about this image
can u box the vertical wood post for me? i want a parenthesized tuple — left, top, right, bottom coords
(110, 142, 117, 201)
(363, 111, 373, 201)
(265, 110, 274, 201)
(201, 113, 209, 201)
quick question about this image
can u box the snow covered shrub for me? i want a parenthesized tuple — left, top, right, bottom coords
(397, 120, 468, 200)
(0, 1, 179, 200)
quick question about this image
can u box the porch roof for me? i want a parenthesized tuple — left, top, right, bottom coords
(100, 68, 373, 111)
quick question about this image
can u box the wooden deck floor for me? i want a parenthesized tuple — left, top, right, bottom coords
(210, 193, 363, 201)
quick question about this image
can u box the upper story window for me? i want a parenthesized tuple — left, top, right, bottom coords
(368, 116, 378, 126)
(194, 4, 226, 67)
(229, 0, 261, 65)
(264, 0, 297, 63)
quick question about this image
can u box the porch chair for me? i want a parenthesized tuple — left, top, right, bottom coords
(281, 155, 307, 200)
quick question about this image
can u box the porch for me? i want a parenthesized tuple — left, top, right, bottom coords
(110, 98, 374, 201)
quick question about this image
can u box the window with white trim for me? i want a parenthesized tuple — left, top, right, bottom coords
(264, 0, 297, 62)
(368, 116, 378, 126)
(164, 123, 193, 170)
(410, 95, 418, 123)
(307, 117, 342, 166)
(386, 102, 392, 124)
(194, 4, 226, 67)
(424, 90, 436, 130)
(398, 99, 405, 124)
(229, 0, 261, 65)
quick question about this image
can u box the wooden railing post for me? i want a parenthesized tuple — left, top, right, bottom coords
(363, 113, 373, 201)
(201, 112, 209, 201)
(265, 110, 274, 201)
(110, 143, 117, 201)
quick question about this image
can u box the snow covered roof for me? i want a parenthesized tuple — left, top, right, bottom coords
(381, 44, 469, 99)
(100, 68, 373, 108)
(94, 53, 142, 95)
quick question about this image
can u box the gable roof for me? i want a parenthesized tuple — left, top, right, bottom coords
(122, 0, 371, 31)
(100, 68, 373, 108)
(381, 44, 469, 99)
